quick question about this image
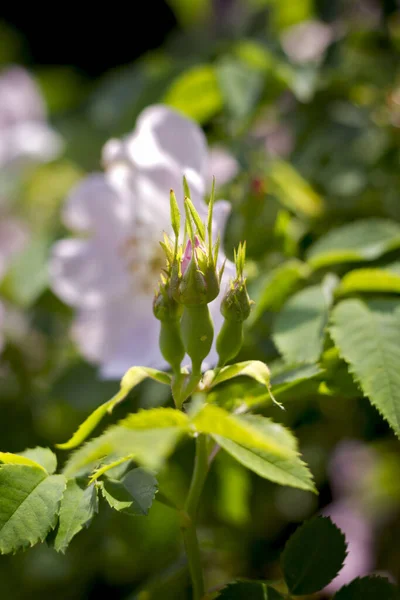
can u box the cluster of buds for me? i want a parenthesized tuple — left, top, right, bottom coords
(153, 177, 252, 382)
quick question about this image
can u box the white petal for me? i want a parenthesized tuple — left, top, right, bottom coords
(0, 67, 46, 126)
(281, 20, 333, 64)
(102, 138, 126, 168)
(49, 238, 130, 308)
(72, 296, 166, 378)
(62, 173, 133, 241)
(128, 105, 208, 175)
(211, 200, 232, 240)
(104, 105, 208, 209)
(207, 146, 239, 190)
(0, 122, 63, 168)
(133, 165, 180, 228)
(323, 501, 373, 593)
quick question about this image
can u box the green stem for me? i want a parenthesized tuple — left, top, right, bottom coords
(182, 434, 209, 600)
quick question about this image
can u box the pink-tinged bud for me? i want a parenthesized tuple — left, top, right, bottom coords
(181, 236, 203, 276)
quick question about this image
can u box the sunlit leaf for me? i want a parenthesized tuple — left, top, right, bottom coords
(282, 516, 347, 594)
(89, 455, 135, 483)
(0, 465, 66, 554)
(164, 65, 223, 124)
(206, 361, 281, 409)
(0, 452, 47, 472)
(54, 479, 98, 553)
(336, 268, 400, 297)
(215, 415, 315, 492)
(267, 159, 324, 217)
(63, 408, 190, 477)
(306, 219, 400, 269)
(18, 447, 57, 474)
(193, 406, 294, 457)
(208, 361, 270, 388)
(234, 40, 275, 72)
(57, 367, 171, 450)
(330, 298, 400, 436)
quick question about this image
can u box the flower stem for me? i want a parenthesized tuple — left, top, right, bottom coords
(182, 434, 209, 600)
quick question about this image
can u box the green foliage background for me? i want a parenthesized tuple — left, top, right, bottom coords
(2, 0, 400, 598)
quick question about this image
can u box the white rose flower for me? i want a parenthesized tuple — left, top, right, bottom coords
(50, 105, 236, 378)
(0, 66, 62, 169)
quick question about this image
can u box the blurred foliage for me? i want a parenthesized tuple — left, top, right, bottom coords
(2, 0, 400, 598)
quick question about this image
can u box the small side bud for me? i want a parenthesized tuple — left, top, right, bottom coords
(220, 280, 252, 322)
(153, 282, 184, 373)
(216, 242, 253, 366)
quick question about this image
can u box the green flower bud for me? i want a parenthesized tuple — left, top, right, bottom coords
(181, 304, 214, 375)
(216, 241, 253, 366)
(177, 241, 208, 305)
(220, 279, 251, 322)
(174, 237, 220, 306)
(153, 281, 184, 373)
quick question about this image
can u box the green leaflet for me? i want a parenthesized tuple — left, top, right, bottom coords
(271, 363, 323, 391)
(330, 298, 400, 436)
(57, 366, 171, 450)
(306, 218, 400, 269)
(0, 465, 66, 554)
(249, 259, 310, 322)
(214, 415, 315, 492)
(216, 57, 264, 120)
(98, 467, 158, 516)
(0, 452, 48, 472)
(18, 447, 57, 474)
(336, 268, 400, 297)
(192, 406, 295, 457)
(89, 455, 135, 484)
(217, 580, 284, 599)
(207, 360, 271, 389)
(164, 64, 223, 124)
(54, 479, 98, 553)
(267, 159, 324, 218)
(273, 284, 332, 364)
(282, 516, 347, 594)
(63, 408, 189, 477)
(0, 447, 57, 476)
(333, 576, 400, 600)
(205, 361, 281, 409)
(207, 363, 323, 411)
(207, 380, 273, 412)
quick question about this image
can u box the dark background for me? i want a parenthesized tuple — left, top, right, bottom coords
(0, 1, 178, 75)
